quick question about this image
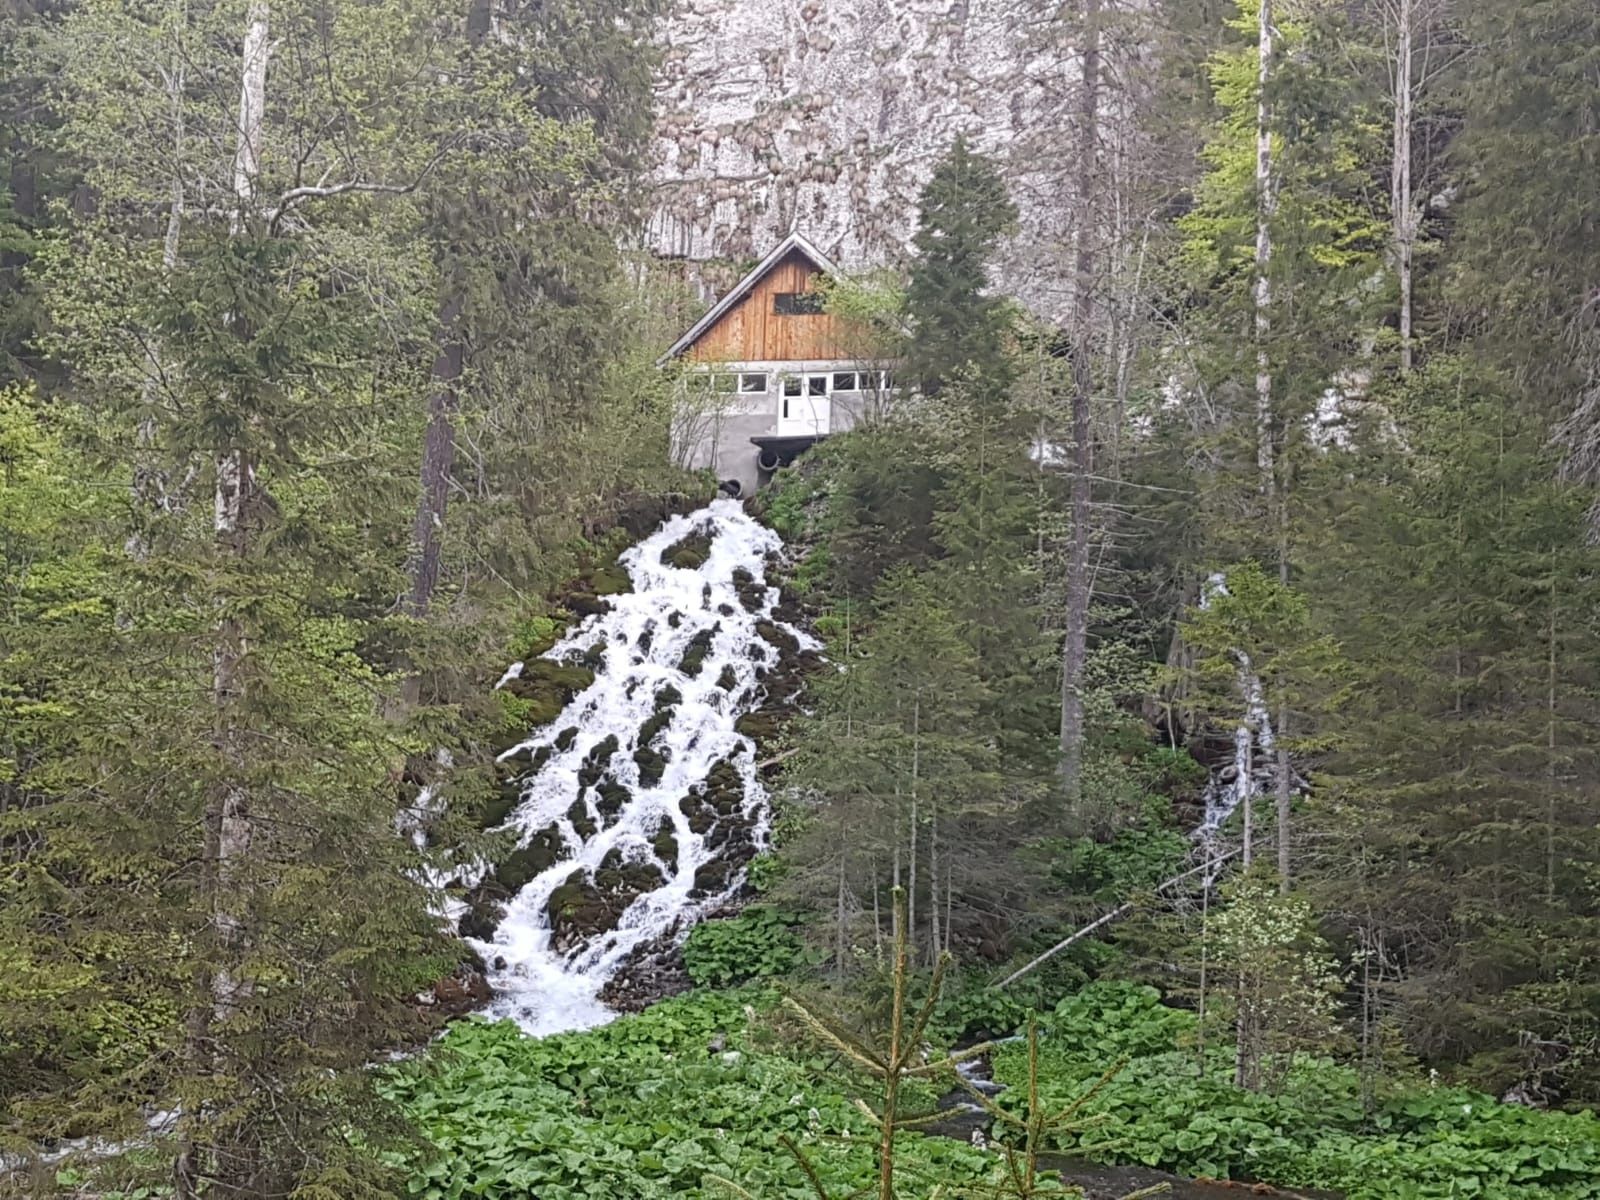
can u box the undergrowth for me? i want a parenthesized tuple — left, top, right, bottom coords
(992, 981, 1600, 1200)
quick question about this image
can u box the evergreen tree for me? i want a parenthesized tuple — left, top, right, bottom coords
(905, 137, 1019, 396)
(787, 569, 999, 968)
(1301, 358, 1600, 1097)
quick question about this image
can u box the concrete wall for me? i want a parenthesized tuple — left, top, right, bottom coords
(676, 359, 891, 495)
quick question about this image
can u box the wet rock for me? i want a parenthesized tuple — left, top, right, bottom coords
(638, 685, 683, 748)
(497, 826, 563, 891)
(755, 620, 801, 655)
(424, 960, 495, 1019)
(595, 779, 632, 821)
(680, 790, 717, 834)
(705, 759, 745, 815)
(678, 626, 718, 677)
(691, 857, 736, 897)
(567, 798, 597, 838)
(663, 529, 714, 570)
(731, 567, 767, 614)
(734, 711, 779, 744)
(614, 490, 709, 539)
(480, 779, 523, 831)
(651, 820, 679, 864)
(547, 853, 669, 951)
(578, 735, 621, 790)
(501, 660, 596, 726)
(597, 926, 694, 1013)
(716, 664, 739, 691)
(566, 591, 612, 617)
(633, 744, 669, 787)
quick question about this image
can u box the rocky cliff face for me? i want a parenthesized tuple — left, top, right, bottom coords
(648, 0, 1092, 316)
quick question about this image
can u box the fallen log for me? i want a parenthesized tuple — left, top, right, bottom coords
(994, 848, 1242, 989)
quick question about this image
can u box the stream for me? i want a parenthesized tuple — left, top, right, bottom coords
(464, 498, 816, 1035)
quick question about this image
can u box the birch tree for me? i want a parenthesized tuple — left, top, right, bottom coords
(1058, 0, 1101, 799)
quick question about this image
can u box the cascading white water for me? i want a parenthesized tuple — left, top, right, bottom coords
(469, 499, 816, 1036)
(1194, 574, 1278, 853)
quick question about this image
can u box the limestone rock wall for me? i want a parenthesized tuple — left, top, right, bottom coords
(648, 0, 1088, 317)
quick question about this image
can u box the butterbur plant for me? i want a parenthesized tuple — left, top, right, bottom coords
(953, 1025, 1166, 1200)
(710, 889, 990, 1200)
(709, 889, 1166, 1200)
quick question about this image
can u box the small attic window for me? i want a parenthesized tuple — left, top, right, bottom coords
(774, 291, 825, 316)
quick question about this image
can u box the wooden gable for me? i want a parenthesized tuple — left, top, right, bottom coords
(685, 250, 856, 363)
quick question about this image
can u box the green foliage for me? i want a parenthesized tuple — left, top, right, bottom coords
(684, 907, 811, 988)
(994, 981, 1600, 1198)
(382, 988, 995, 1200)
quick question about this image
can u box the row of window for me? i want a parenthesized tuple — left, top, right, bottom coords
(698, 371, 894, 395)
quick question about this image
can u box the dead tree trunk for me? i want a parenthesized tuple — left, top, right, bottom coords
(406, 292, 464, 618)
(1390, 0, 1417, 374)
(1059, 0, 1101, 799)
(1254, 0, 1276, 494)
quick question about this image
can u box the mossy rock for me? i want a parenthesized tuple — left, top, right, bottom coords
(716, 665, 739, 691)
(651, 821, 679, 865)
(495, 826, 563, 892)
(566, 591, 611, 617)
(578, 735, 621, 790)
(678, 626, 718, 677)
(496, 689, 563, 732)
(633, 744, 668, 788)
(479, 782, 522, 832)
(705, 759, 746, 815)
(595, 852, 666, 900)
(577, 640, 608, 671)
(547, 871, 617, 945)
(590, 564, 631, 596)
(614, 489, 713, 539)
(458, 894, 503, 943)
(734, 711, 779, 744)
(755, 620, 801, 655)
(731, 568, 767, 614)
(566, 798, 596, 839)
(638, 684, 683, 749)
(500, 660, 595, 729)
(496, 741, 553, 779)
(663, 530, 713, 570)
(595, 779, 632, 821)
(554, 726, 578, 751)
(680, 791, 717, 834)
(690, 858, 736, 899)
(547, 855, 666, 947)
(510, 613, 570, 659)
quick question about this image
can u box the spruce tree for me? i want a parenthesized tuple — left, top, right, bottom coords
(905, 137, 1019, 396)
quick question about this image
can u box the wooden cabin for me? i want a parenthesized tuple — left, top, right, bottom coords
(659, 232, 895, 496)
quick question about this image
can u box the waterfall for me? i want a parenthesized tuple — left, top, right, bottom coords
(1194, 574, 1279, 859)
(468, 499, 816, 1036)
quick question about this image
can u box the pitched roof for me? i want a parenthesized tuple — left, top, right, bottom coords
(657, 231, 842, 365)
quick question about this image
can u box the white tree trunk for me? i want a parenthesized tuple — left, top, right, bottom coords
(1391, 0, 1417, 374)
(1254, 0, 1276, 491)
(210, 0, 269, 1024)
(178, 13, 269, 1196)
(129, 51, 188, 559)
(1059, 0, 1101, 796)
